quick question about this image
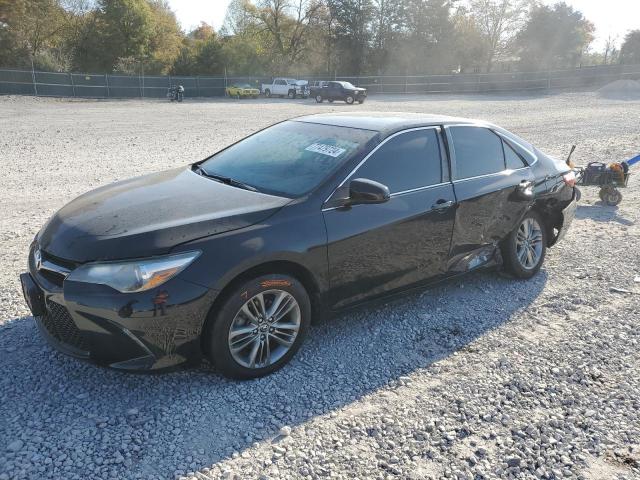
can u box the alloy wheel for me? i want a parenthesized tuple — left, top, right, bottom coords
(515, 217, 543, 269)
(227, 290, 301, 369)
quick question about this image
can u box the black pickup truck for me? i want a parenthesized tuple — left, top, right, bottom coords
(311, 81, 367, 104)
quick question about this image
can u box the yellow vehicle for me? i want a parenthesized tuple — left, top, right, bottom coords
(226, 83, 260, 99)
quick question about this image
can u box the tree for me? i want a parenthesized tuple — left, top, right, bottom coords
(369, 0, 405, 73)
(452, 7, 488, 72)
(602, 35, 618, 65)
(620, 30, 640, 65)
(0, 0, 67, 69)
(249, 0, 323, 73)
(401, 0, 456, 74)
(172, 23, 232, 75)
(100, 0, 155, 69)
(470, 0, 528, 72)
(328, 0, 374, 75)
(516, 2, 594, 70)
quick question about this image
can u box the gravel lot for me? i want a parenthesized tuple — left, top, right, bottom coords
(1, 92, 639, 480)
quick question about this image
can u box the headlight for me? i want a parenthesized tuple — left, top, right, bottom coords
(67, 251, 200, 293)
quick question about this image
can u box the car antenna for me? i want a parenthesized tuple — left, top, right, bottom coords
(566, 145, 576, 167)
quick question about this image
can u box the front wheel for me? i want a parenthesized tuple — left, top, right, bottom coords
(315, 95, 323, 103)
(288, 90, 296, 99)
(208, 274, 310, 379)
(358, 99, 365, 104)
(501, 210, 547, 279)
(264, 89, 271, 98)
(345, 95, 354, 104)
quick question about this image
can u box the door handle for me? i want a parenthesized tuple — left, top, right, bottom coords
(431, 199, 454, 211)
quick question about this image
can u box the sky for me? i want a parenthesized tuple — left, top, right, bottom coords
(166, 0, 639, 51)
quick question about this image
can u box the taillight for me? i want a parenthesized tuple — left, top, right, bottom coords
(563, 171, 576, 187)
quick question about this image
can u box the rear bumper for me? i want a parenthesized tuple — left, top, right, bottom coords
(21, 245, 217, 372)
(554, 189, 578, 245)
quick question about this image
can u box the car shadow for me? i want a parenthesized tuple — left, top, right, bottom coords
(0, 269, 547, 479)
(575, 202, 634, 225)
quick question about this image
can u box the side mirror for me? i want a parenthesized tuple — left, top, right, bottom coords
(348, 178, 390, 205)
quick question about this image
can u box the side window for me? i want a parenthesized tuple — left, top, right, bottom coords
(354, 129, 442, 193)
(450, 127, 505, 179)
(503, 140, 527, 169)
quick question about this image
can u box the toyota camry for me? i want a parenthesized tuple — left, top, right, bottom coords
(20, 113, 577, 379)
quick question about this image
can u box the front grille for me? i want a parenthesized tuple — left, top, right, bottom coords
(41, 301, 89, 351)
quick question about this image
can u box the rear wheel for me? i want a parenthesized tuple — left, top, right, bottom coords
(264, 89, 271, 98)
(501, 210, 547, 279)
(603, 188, 622, 206)
(208, 274, 310, 379)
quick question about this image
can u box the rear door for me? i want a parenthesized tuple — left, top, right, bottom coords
(327, 82, 342, 100)
(445, 125, 534, 270)
(323, 127, 456, 309)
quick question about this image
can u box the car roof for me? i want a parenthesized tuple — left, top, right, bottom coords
(293, 112, 483, 136)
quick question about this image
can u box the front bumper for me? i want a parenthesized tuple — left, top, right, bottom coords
(21, 245, 216, 372)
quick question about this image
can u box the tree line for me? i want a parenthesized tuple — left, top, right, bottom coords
(1, 0, 639, 76)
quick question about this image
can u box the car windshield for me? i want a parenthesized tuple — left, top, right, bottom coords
(199, 121, 378, 197)
(339, 82, 356, 89)
(239, 84, 251, 88)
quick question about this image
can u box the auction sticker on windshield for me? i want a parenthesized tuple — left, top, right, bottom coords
(305, 143, 347, 158)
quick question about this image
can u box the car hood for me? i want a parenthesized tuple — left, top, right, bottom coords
(37, 167, 290, 263)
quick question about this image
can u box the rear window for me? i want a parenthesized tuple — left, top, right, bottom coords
(503, 140, 526, 169)
(200, 121, 378, 197)
(450, 126, 505, 179)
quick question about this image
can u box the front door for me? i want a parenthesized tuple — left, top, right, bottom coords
(323, 127, 456, 309)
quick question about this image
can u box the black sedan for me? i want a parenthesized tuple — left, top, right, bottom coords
(313, 81, 367, 104)
(20, 113, 577, 379)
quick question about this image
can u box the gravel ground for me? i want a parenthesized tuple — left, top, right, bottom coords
(1, 92, 639, 480)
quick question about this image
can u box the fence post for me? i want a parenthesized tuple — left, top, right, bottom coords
(105, 74, 110, 98)
(196, 76, 200, 97)
(30, 57, 38, 96)
(547, 70, 551, 90)
(70, 73, 76, 97)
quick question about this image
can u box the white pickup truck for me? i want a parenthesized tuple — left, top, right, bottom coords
(262, 78, 308, 99)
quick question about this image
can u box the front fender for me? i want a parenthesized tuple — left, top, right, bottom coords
(170, 208, 329, 297)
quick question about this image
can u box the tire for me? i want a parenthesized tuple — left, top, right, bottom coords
(264, 89, 271, 98)
(345, 95, 354, 104)
(208, 274, 311, 379)
(315, 95, 323, 103)
(328, 99, 334, 103)
(288, 90, 296, 99)
(603, 188, 622, 206)
(598, 187, 608, 201)
(358, 99, 365, 104)
(501, 210, 547, 279)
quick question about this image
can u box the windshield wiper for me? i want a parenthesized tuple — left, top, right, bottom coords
(193, 166, 259, 192)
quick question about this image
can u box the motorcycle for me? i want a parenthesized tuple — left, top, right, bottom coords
(167, 85, 184, 102)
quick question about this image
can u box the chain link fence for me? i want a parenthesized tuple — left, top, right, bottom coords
(1, 64, 639, 98)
